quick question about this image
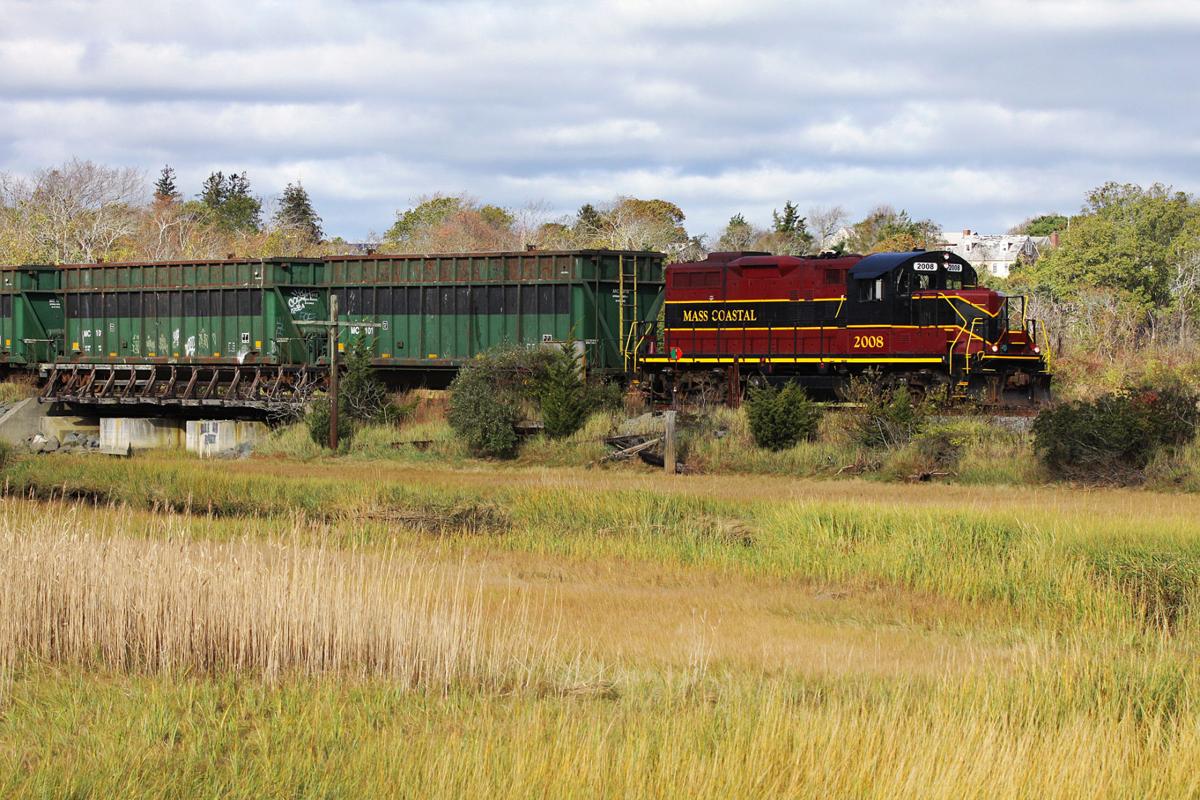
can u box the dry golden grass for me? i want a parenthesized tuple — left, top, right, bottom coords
(0, 502, 566, 692)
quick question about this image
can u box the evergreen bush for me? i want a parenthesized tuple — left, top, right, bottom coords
(744, 383, 822, 451)
(539, 344, 590, 439)
(305, 394, 355, 449)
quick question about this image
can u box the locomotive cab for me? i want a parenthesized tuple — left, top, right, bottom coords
(847, 250, 1050, 401)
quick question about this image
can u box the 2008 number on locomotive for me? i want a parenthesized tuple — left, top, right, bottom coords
(853, 335, 885, 349)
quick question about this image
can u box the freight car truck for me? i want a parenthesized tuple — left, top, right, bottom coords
(41, 257, 332, 409)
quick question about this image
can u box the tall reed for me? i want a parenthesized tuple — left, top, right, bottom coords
(0, 507, 558, 691)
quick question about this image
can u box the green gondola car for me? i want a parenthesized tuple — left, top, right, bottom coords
(325, 250, 663, 383)
(30, 249, 665, 408)
(0, 265, 64, 369)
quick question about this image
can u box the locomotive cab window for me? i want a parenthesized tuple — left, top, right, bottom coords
(858, 277, 884, 302)
(944, 261, 976, 290)
(896, 269, 934, 295)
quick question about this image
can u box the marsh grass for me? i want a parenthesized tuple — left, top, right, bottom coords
(518, 411, 623, 466)
(4, 649, 1200, 799)
(0, 504, 565, 691)
(253, 421, 324, 460)
(10, 453, 1200, 637)
(687, 406, 867, 475)
(4, 454, 1200, 796)
(0, 377, 36, 405)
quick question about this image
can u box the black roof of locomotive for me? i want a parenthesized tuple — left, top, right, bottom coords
(849, 250, 970, 280)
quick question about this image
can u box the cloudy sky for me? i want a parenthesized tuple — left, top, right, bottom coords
(1, 0, 1196, 241)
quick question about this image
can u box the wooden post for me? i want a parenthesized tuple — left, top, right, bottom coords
(663, 410, 677, 475)
(328, 293, 339, 451)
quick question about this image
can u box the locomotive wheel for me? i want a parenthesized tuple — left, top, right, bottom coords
(676, 370, 730, 409)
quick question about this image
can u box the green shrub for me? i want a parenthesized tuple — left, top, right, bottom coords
(448, 345, 559, 458)
(448, 344, 620, 455)
(539, 344, 590, 439)
(840, 372, 931, 450)
(744, 383, 822, 451)
(1033, 382, 1199, 482)
(305, 394, 355, 449)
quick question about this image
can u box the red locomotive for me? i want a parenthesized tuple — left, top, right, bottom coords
(640, 250, 1051, 405)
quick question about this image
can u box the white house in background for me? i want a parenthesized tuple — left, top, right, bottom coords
(937, 230, 1056, 278)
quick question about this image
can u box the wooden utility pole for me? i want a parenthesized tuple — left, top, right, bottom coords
(293, 293, 381, 452)
(663, 410, 677, 474)
(327, 293, 339, 451)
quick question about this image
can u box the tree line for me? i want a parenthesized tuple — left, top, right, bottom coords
(0, 160, 327, 265)
(0, 158, 951, 266)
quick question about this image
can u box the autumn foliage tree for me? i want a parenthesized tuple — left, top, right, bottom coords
(383, 194, 516, 252)
(847, 205, 941, 253)
(0, 158, 143, 263)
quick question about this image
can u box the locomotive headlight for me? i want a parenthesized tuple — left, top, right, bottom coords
(1033, 346, 1041, 354)
(991, 344, 999, 353)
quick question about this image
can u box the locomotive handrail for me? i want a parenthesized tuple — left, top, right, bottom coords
(967, 317, 984, 377)
(1038, 319, 1053, 373)
(948, 326, 965, 376)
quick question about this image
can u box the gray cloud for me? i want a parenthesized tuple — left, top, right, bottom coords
(1, 0, 1197, 239)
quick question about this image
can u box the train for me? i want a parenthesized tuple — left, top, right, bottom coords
(0, 247, 1049, 411)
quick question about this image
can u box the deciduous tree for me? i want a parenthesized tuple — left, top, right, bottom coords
(384, 194, 516, 252)
(716, 213, 759, 250)
(848, 205, 940, 253)
(1015, 183, 1197, 310)
(807, 205, 849, 250)
(1010, 214, 1068, 236)
(0, 158, 144, 263)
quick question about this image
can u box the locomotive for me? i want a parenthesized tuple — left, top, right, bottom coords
(639, 249, 1050, 405)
